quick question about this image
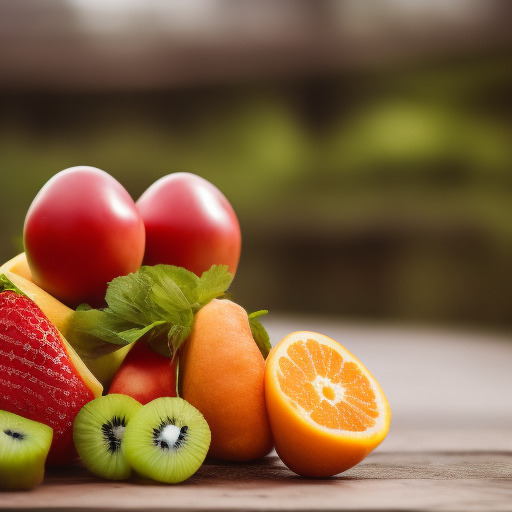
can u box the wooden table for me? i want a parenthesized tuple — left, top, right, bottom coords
(2, 317, 512, 511)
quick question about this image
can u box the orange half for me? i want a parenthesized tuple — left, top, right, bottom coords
(265, 331, 391, 477)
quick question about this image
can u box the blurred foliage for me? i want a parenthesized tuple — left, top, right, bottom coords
(1, 52, 511, 330)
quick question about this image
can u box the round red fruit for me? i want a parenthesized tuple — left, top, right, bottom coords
(108, 340, 177, 404)
(136, 173, 241, 277)
(24, 166, 145, 308)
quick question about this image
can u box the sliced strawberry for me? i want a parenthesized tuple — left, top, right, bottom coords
(0, 290, 96, 464)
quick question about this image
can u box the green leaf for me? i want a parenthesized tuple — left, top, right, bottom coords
(156, 265, 200, 306)
(0, 274, 24, 296)
(76, 303, 93, 312)
(248, 310, 271, 359)
(195, 265, 234, 311)
(117, 320, 167, 344)
(69, 308, 139, 359)
(70, 264, 234, 360)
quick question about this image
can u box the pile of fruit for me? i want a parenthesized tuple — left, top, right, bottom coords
(0, 166, 391, 490)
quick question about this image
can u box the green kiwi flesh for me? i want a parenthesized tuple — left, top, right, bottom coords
(73, 394, 142, 480)
(123, 397, 211, 483)
(0, 410, 53, 490)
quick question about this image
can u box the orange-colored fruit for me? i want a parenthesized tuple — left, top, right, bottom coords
(180, 299, 273, 461)
(265, 331, 391, 477)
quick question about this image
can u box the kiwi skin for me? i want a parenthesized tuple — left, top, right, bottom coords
(0, 410, 53, 490)
(123, 397, 211, 484)
(73, 394, 142, 481)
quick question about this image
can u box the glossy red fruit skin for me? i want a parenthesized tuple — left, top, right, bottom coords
(0, 291, 95, 465)
(136, 173, 241, 277)
(108, 340, 177, 404)
(24, 166, 145, 308)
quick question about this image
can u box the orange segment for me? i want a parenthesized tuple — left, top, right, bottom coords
(327, 349, 343, 382)
(286, 341, 316, 380)
(305, 338, 328, 377)
(277, 338, 379, 432)
(265, 331, 391, 477)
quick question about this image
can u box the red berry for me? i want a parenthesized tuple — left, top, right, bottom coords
(0, 291, 96, 464)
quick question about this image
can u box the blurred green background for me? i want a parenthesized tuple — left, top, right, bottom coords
(1, 0, 511, 332)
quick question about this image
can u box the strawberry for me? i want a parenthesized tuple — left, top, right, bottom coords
(0, 290, 102, 465)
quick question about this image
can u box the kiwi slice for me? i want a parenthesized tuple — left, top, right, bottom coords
(73, 394, 142, 480)
(0, 410, 53, 490)
(123, 397, 211, 484)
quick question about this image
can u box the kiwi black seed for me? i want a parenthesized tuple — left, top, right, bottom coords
(122, 397, 211, 483)
(0, 410, 53, 490)
(73, 394, 142, 480)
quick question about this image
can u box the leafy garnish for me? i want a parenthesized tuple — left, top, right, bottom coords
(0, 274, 25, 296)
(248, 310, 271, 358)
(69, 265, 234, 360)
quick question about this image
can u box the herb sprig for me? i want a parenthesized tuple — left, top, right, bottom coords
(69, 264, 271, 360)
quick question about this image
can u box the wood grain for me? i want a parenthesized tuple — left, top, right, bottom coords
(2, 321, 511, 511)
(2, 440, 511, 512)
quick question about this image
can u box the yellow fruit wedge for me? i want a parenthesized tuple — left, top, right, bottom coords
(1, 253, 75, 335)
(0, 253, 130, 387)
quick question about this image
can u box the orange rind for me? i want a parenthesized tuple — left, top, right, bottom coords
(265, 331, 391, 477)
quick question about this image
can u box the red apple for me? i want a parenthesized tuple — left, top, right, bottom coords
(108, 340, 177, 404)
(136, 173, 241, 277)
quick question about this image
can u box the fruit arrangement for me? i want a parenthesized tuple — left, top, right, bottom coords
(0, 166, 391, 489)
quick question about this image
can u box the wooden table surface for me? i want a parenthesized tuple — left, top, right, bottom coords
(2, 316, 512, 511)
